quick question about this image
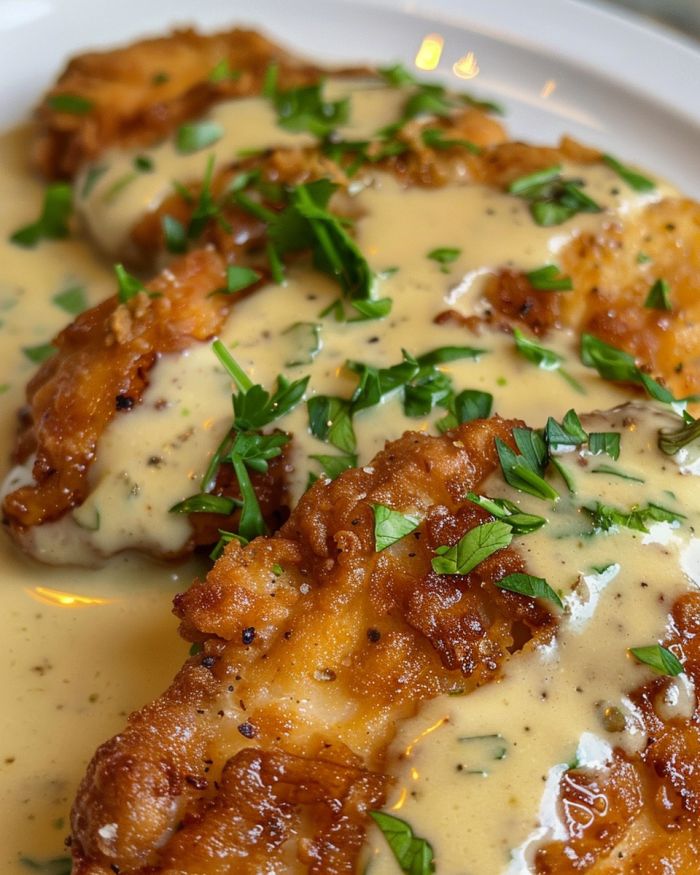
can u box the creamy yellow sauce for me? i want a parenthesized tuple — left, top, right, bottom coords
(0, 79, 694, 875)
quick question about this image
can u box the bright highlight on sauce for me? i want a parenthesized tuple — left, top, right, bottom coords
(414, 33, 444, 71)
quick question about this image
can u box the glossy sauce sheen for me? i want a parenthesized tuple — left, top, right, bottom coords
(0, 82, 694, 875)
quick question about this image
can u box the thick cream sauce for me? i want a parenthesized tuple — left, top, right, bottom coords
(367, 405, 700, 874)
(0, 81, 692, 875)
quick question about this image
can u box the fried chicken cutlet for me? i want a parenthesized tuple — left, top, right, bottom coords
(68, 409, 700, 873)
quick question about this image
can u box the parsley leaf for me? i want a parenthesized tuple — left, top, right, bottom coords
(170, 494, 240, 515)
(22, 342, 55, 364)
(10, 183, 72, 247)
(588, 432, 621, 460)
(658, 415, 700, 456)
(585, 501, 685, 533)
(176, 120, 223, 154)
(208, 59, 241, 84)
(509, 166, 601, 226)
(421, 128, 481, 154)
(372, 504, 421, 551)
(47, 93, 93, 114)
(644, 278, 671, 311)
(603, 154, 655, 192)
(52, 285, 87, 315)
(162, 215, 187, 253)
(544, 409, 588, 450)
(218, 265, 262, 296)
(271, 81, 349, 137)
(437, 389, 493, 431)
(432, 520, 512, 575)
(370, 811, 435, 875)
(465, 493, 546, 535)
(114, 263, 146, 303)
(495, 572, 563, 609)
(308, 395, 356, 453)
(526, 264, 573, 291)
(630, 644, 683, 676)
(496, 430, 559, 502)
(513, 329, 583, 393)
(427, 246, 461, 272)
(309, 453, 357, 480)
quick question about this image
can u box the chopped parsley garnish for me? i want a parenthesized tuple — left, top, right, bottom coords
(580, 333, 696, 406)
(372, 504, 420, 551)
(52, 285, 87, 315)
(189, 155, 232, 238)
(170, 494, 240, 515)
(219, 265, 262, 296)
(544, 409, 588, 449)
(513, 328, 583, 393)
(175, 120, 224, 154)
(80, 165, 108, 198)
(603, 154, 655, 192)
(508, 165, 601, 226)
(47, 93, 93, 114)
(308, 395, 356, 453)
(421, 128, 481, 154)
(370, 811, 435, 875)
(437, 389, 493, 432)
(427, 246, 461, 272)
(264, 66, 349, 137)
(644, 278, 671, 311)
(588, 432, 621, 460)
(658, 414, 700, 455)
(19, 856, 71, 874)
(495, 572, 563, 609)
(432, 520, 512, 575)
(162, 215, 187, 253)
(282, 322, 321, 366)
(10, 183, 72, 247)
(636, 251, 652, 264)
(584, 501, 685, 533)
(525, 264, 573, 291)
(590, 464, 644, 483)
(629, 644, 683, 676)
(133, 154, 154, 172)
(465, 493, 546, 535)
(114, 264, 146, 303)
(208, 59, 241, 84)
(309, 453, 357, 480)
(172, 341, 308, 542)
(22, 342, 55, 364)
(496, 428, 559, 501)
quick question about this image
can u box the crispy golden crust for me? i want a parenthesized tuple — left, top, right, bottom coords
(1, 248, 244, 535)
(482, 197, 700, 401)
(34, 27, 367, 179)
(70, 418, 557, 874)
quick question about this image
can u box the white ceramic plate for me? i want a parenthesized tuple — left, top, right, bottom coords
(1, 0, 699, 194)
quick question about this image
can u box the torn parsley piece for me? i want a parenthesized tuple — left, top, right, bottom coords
(584, 501, 685, 534)
(432, 520, 512, 575)
(309, 453, 357, 480)
(114, 264, 146, 303)
(508, 165, 601, 227)
(544, 409, 588, 450)
(282, 322, 321, 366)
(421, 127, 481, 154)
(370, 811, 435, 875)
(175, 120, 224, 154)
(219, 265, 262, 296)
(495, 572, 563, 609)
(170, 494, 241, 515)
(208, 59, 241, 84)
(427, 246, 461, 272)
(308, 395, 356, 453)
(644, 278, 671, 311)
(162, 215, 187, 253)
(658, 414, 700, 455)
(580, 334, 697, 407)
(372, 504, 421, 551)
(588, 432, 621, 460)
(630, 644, 683, 676)
(47, 93, 93, 114)
(10, 183, 72, 247)
(22, 343, 55, 364)
(526, 264, 573, 291)
(437, 389, 493, 432)
(264, 66, 349, 137)
(496, 428, 559, 502)
(173, 341, 309, 542)
(465, 493, 546, 535)
(513, 328, 583, 393)
(52, 285, 87, 316)
(603, 154, 655, 193)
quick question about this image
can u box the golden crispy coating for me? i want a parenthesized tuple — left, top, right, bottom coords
(70, 418, 557, 874)
(1, 248, 243, 534)
(483, 197, 700, 401)
(34, 27, 366, 179)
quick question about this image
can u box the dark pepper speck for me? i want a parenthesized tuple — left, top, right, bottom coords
(115, 394, 134, 411)
(242, 627, 256, 645)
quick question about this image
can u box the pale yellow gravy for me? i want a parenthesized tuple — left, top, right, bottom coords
(0, 79, 696, 874)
